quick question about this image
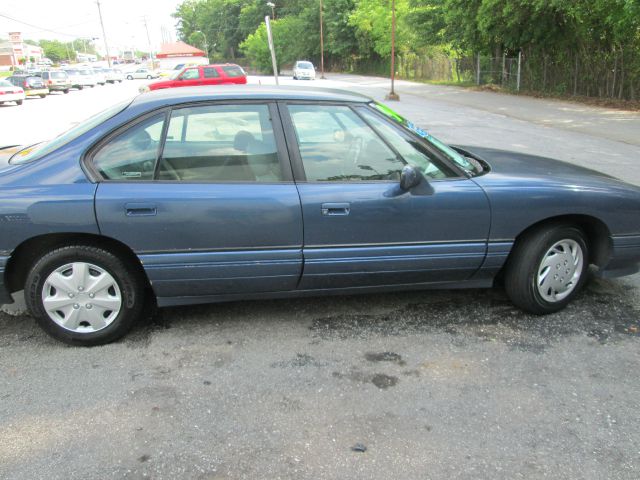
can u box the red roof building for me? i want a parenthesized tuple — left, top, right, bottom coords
(156, 41, 205, 58)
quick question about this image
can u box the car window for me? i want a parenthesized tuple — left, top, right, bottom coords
(181, 68, 200, 80)
(221, 66, 244, 77)
(203, 67, 219, 78)
(92, 113, 165, 181)
(159, 104, 282, 182)
(357, 108, 452, 180)
(0, 80, 12, 87)
(296, 62, 313, 69)
(288, 104, 403, 182)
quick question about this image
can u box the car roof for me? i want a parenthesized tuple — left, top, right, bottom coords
(132, 85, 372, 108)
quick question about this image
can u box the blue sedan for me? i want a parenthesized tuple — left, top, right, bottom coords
(1, 86, 639, 345)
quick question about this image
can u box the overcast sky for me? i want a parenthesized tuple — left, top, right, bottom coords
(0, 0, 182, 52)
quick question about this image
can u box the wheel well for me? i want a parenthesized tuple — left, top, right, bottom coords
(4, 233, 152, 296)
(512, 214, 612, 268)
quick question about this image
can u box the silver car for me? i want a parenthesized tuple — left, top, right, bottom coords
(125, 68, 159, 80)
(293, 61, 316, 80)
(77, 68, 98, 87)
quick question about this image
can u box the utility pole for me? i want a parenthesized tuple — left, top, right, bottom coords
(386, 0, 399, 100)
(96, 0, 112, 67)
(143, 16, 154, 68)
(319, 0, 325, 79)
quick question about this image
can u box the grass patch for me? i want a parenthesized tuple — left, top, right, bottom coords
(0, 71, 11, 78)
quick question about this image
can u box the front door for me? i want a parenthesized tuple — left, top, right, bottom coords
(93, 102, 302, 303)
(281, 102, 490, 290)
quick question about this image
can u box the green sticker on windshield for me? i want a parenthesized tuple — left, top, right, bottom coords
(374, 102, 405, 123)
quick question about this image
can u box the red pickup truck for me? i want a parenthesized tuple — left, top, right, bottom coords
(144, 64, 247, 91)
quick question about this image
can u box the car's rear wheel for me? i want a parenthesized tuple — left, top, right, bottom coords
(25, 246, 145, 346)
(504, 225, 588, 314)
(16, 99, 23, 105)
(63, 89, 70, 94)
(147, 75, 152, 79)
(39, 94, 46, 98)
(127, 75, 133, 80)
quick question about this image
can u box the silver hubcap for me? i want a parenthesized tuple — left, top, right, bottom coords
(42, 262, 122, 333)
(536, 239, 584, 303)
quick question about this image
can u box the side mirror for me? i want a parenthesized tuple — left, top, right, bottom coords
(399, 165, 421, 191)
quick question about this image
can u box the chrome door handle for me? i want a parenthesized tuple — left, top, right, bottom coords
(321, 203, 350, 216)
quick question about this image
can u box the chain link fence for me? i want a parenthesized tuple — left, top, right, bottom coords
(351, 50, 639, 100)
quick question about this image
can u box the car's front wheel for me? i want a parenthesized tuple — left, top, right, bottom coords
(16, 99, 23, 105)
(127, 75, 133, 80)
(25, 246, 145, 346)
(504, 225, 588, 314)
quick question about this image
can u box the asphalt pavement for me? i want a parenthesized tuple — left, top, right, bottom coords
(1, 75, 639, 480)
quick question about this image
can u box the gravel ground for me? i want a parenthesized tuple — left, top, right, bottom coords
(1, 75, 639, 479)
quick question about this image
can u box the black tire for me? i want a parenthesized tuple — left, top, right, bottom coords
(504, 225, 588, 314)
(25, 245, 146, 346)
(147, 75, 152, 79)
(77, 85, 83, 90)
(127, 75, 133, 80)
(16, 99, 23, 105)
(39, 94, 47, 98)
(63, 89, 70, 94)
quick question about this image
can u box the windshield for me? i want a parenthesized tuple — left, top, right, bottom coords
(372, 102, 480, 174)
(0, 80, 12, 87)
(297, 62, 313, 69)
(10, 99, 133, 164)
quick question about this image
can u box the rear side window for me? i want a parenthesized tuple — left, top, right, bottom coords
(92, 113, 165, 181)
(203, 67, 219, 78)
(221, 66, 245, 77)
(159, 104, 282, 182)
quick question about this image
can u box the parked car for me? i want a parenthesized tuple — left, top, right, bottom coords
(6, 75, 48, 98)
(126, 68, 159, 80)
(91, 68, 107, 86)
(62, 69, 83, 90)
(293, 60, 316, 80)
(35, 70, 71, 94)
(0, 79, 25, 105)
(77, 68, 97, 88)
(1, 86, 640, 346)
(141, 64, 247, 92)
(104, 68, 124, 83)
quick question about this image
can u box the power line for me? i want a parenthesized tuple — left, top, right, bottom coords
(0, 12, 79, 38)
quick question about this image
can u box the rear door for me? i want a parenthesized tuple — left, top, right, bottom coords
(202, 66, 222, 86)
(93, 102, 303, 303)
